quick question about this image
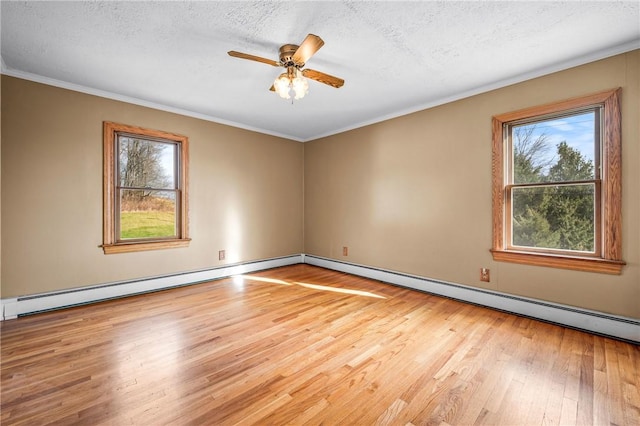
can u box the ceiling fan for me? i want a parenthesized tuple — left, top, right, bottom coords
(228, 34, 345, 100)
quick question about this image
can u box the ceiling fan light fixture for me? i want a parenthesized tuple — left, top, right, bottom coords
(273, 73, 292, 99)
(273, 69, 309, 100)
(292, 70, 309, 100)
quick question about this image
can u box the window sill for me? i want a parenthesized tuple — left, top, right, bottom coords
(490, 249, 625, 275)
(102, 239, 191, 254)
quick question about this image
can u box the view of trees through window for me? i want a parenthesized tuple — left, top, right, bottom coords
(118, 136, 177, 240)
(510, 110, 598, 253)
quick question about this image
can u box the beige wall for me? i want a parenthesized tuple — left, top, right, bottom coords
(2, 51, 638, 319)
(304, 50, 640, 318)
(1, 76, 304, 298)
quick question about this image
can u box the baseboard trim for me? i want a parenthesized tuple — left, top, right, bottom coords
(1, 255, 302, 320)
(303, 255, 640, 343)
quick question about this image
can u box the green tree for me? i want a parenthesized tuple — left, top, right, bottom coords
(512, 134, 595, 252)
(544, 142, 595, 251)
(548, 141, 594, 181)
(512, 125, 553, 248)
(512, 125, 552, 236)
(512, 205, 560, 248)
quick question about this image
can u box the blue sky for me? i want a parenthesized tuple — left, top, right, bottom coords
(539, 111, 596, 163)
(515, 110, 596, 175)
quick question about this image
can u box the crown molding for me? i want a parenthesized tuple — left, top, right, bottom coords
(2, 40, 638, 143)
(0, 61, 305, 142)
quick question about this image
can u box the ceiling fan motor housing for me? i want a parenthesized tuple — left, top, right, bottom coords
(279, 44, 301, 67)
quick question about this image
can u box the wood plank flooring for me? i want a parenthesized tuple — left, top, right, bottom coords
(1, 264, 639, 425)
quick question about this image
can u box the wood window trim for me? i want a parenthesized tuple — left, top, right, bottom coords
(102, 121, 190, 254)
(491, 88, 625, 274)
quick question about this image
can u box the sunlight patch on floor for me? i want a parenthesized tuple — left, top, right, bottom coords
(237, 275, 293, 286)
(294, 282, 387, 299)
(234, 274, 385, 299)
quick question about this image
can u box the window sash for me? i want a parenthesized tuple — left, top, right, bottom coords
(116, 134, 179, 190)
(115, 188, 181, 242)
(505, 180, 601, 256)
(503, 107, 601, 256)
(505, 107, 601, 184)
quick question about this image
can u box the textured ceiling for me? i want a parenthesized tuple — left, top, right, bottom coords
(1, 1, 639, 141)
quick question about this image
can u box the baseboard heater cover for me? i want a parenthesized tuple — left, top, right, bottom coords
(303, 255, 640, 344)
(3, 253, 638, 343)
(1, 255, 302, 321)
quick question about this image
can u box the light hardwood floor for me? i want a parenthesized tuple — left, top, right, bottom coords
(1, 264, 639, 425)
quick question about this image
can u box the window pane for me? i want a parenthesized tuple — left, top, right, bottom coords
(512, 183, 595, 252)
(118, 137, 175, 189)
(119, 189, 176, 239)
(512, 111, 596, 184)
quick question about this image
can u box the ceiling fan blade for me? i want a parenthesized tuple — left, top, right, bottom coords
(302, 69, 344, 89)
(228, 51, 280, 67)
(292, 34, 324, 65)
(269, 84, 275, 92)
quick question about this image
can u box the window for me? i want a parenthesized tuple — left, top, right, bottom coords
(491, 89, 624, 274)
(102, 122, 190, 254)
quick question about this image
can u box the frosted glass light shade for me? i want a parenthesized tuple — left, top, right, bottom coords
(273, 69, 308, 100)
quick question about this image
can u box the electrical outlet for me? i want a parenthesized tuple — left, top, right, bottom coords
(480, 268, 490, 282)
(219, 250, 225, 261)
(343, 246, 348, 256)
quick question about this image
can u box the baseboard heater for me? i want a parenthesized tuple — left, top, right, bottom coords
(1, 253, 638, 343)
(1, 255, 302, 321)
(304, 255, 640, 344)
